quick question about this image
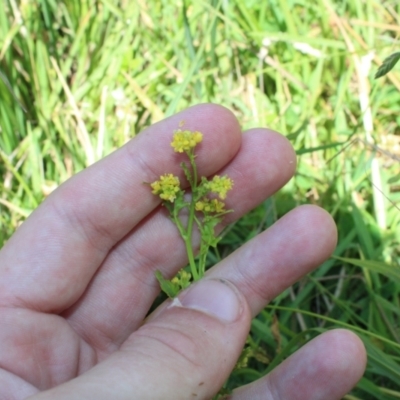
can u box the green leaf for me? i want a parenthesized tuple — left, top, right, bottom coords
(335, 257, 400, 284)
(375, 51, 400, 79)
(0, 69, 27, 112)
(295, 141, 345, 155)
(155, 270, 180, 298)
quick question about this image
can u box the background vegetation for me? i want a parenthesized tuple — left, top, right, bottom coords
(1, 0, 400, 398)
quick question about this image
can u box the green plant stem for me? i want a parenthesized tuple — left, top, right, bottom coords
(185, 152, 200, 280)
(185, 237, 199, 280)
(172, 204, 199, 281)
(199, 244, 209, 276)
(194, 214, 208, 276)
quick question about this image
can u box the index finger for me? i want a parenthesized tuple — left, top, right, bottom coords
(0, 104, 242, 312)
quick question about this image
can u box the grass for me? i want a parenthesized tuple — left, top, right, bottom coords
(1, 0, 400, 398)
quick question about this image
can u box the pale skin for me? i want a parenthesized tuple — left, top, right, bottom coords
(0, 104, 366, 399)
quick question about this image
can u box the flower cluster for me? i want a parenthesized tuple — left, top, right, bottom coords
(171, 129, 203, 153)
(150, 173, 180, 202)
(195, 198, 226, 213)
(171, 269, 191, 288)
(204, 175, 233, 199)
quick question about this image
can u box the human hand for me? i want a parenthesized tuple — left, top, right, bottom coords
(0, 104, 366, 399)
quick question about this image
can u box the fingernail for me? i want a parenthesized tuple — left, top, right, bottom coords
(177, 279, 242, 323)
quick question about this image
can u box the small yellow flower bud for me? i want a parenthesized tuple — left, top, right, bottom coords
(205, 175, 233, 199)
(195, 197, 226, 214)
(171, 129, 203, 153)
(211, 198, 225, 213)
(150, 174, 181, 202)
(195, 201, 205, 211)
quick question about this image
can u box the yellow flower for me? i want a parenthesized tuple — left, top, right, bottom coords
(172, 269, 191, 285)
(210, 198, 226, 213)
(150, 174, 181, 202)
(205, 175, 233, 199)
(195, 200, 206, 211)
(171, 129, 203, 153)
(195, 198, 226, 213)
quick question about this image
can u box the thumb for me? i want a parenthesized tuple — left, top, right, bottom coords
(29, 278, 251, 400)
